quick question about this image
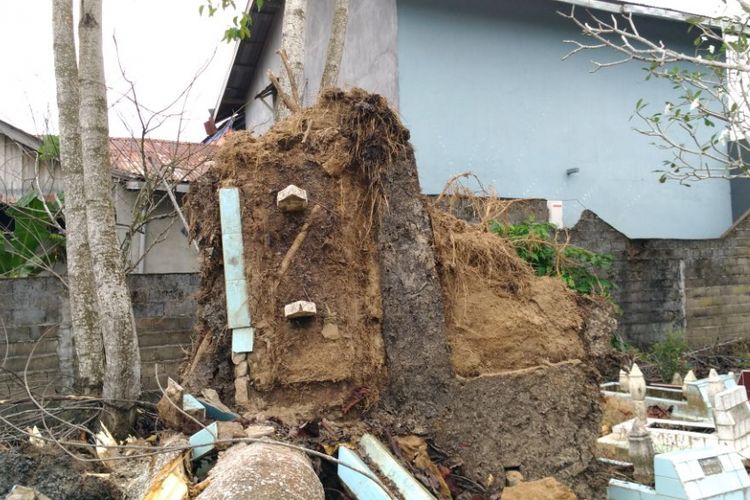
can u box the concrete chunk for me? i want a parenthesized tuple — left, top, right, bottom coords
(284, 301, 317, 319)
(277, 185, 308, 212)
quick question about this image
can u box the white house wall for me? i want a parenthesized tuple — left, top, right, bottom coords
(0, 135, 61, 202)
(397, 0, 733, 239)
(242, 0, 399, 132)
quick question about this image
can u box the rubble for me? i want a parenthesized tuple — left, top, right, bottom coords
(502, 477, 577, 500)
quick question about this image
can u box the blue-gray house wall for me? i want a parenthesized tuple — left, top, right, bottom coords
(397, 0, 733, 239)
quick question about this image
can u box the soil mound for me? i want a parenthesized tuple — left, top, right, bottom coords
(431, 209, 587, 377)
(183, 90, 409, 418)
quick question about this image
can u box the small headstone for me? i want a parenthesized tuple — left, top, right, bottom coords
(277, 185, 308, 212)
(671, 372, 683, 386)
(629, 363, 646, 401)
(618, 369, 630, 393)
(284, 301, 317, 319)
(683, 369, 697, 393)
(708, 369, 726, 407)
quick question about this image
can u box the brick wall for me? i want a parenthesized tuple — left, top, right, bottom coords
(568, 211, 750, 348)
(0, 273, 199, 399)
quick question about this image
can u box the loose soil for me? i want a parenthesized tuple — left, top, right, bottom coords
(0, 445, 121, 499)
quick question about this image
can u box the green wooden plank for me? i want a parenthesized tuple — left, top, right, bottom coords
(218, 187, 253, 333)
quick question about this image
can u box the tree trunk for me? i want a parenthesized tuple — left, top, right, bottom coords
(276, 0, 306, 119)
(196, 443, 324, 500)
(78, 0, 141, 431)
(320, 0, 349, 89)
(51, 0, 104, 393)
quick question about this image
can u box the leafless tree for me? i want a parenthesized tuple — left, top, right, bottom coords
(561, 2, 750, 184)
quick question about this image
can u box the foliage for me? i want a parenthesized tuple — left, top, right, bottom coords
(198, 0, 264, 42)
(649, 329, 690, 383)
(0, 192, 65, 278)
(37, 135, 60, 162)
(489, 218, 614, 296)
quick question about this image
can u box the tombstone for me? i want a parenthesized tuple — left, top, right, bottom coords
(619, 369, 630, 393)
(607, 447, 750, 499)
(713, 385, 750, 457)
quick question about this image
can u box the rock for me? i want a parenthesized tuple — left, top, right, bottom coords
(216, 421, 246, 450)
(284, 301, 317, 319)
(277, 185, 308, 212)
(232, 352, 247, 365)
(156, 378, 203, 434)
(235, 361, 248, 378)
(502, 477, 577, 500)
(196, 443, 324, 500)
(321, 322, 340, 340)
(505, 470, 524, 487)
(246, 425, 275, 439)
(5, 486, 51, 500)
(235, 376, 250, 404)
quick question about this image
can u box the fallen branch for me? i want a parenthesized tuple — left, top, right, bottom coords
(267, 70, 301, 114)
(277, 48, 301, 109)
(277, 205, 322, 281)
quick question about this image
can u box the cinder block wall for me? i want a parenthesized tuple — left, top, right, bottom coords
(568, 211, 750, 349)
(0, 274, 199, 399)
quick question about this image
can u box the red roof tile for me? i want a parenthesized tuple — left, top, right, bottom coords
(108, 137, 215, 183)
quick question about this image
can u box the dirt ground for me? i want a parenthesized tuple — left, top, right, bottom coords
(0, 445, 121, 499)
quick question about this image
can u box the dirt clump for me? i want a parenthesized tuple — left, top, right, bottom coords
(502, 476, 578, 500)
(184, 89, 414, 420)
(431, 209, 588, 376)
(182, 89, 618, 497)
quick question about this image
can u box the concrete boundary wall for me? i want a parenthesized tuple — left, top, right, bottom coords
(0, 273, 199, 400)
(568, 209, 750, 348)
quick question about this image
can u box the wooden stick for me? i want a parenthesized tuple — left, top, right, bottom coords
(278, 205, 322, 280)
(277, 48, 301, 109)
(267, 69, 301, 114)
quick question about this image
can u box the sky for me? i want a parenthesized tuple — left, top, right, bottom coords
(0, 1, 239, 143)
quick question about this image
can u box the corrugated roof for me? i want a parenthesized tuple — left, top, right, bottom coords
(108, 137, 216, 183)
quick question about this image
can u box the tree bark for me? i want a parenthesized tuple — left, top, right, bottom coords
(320, 0, 349, 89)
(51, 0, 104, 393)
(276, 0, 306, 119)
(78, 0, 141, 429)
(196, 443, 324, 500)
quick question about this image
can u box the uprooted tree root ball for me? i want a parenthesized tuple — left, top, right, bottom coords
(182, 88, 618, 497)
